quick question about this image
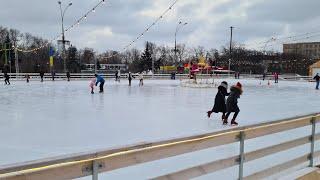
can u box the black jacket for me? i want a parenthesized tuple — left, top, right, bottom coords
(226, 86, 242, 112)
(212, 86, 229, 113)
(314, 75, 320, 82)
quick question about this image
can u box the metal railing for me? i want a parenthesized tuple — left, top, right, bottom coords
(0, 73, 315, 82)
(0, 113, 319, 180)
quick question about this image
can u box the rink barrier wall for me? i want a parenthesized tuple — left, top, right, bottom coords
(0, 113, 319, 180)
(0, 73, 314, 81)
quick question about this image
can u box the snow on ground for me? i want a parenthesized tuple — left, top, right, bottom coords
(0, 78, 319, 179)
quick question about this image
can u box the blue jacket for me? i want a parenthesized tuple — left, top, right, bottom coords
(96, 75, 105, 85)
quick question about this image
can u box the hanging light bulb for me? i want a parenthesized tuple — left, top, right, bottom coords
(92, 8, 96, 13)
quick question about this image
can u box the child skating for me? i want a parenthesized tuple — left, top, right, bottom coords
(224, 82, 243, 126)
(89, 78, 95, 94)
(207, 81, 229, 120)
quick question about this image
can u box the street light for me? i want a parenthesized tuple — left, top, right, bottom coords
(58, 1, 72, 73)
(174, 21, 188, 65)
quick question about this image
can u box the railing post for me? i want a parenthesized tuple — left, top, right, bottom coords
(309, 116, 316, 167)
(238, 131, 245, 180)
(92, 160, 98, 180)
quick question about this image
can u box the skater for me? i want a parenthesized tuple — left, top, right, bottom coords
(128, 72, 134, 86)
(207, 81, 230, 120)
(51, 71, 55, 81)
(4, 72, 10, 85)
(314, 73, 320, 90)
(95, 74, 105, 93)
(66, 71, 71, 82)
(224, 82, 243, 126)
(115, 71, 118, 82)
(274, 72, 279, 83)
(262, 73, 266, 81)
(26, 74, 30, 83)
(89, 78, 96, 94)
(117, 70, 121, 82)
(40, 71, 44, 82)
(139, 72, 144, 86)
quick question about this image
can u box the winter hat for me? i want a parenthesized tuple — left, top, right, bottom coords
(220, 81, 228, 89)
(236, 82, 242, 89)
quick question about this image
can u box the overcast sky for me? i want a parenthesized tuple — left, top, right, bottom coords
(1, 0, 320, 52)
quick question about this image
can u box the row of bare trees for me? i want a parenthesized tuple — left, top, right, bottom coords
(0, 26, 316, 75)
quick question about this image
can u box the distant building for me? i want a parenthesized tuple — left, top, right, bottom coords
(309, 60, 320, 76)
(283, 42, 320, 58)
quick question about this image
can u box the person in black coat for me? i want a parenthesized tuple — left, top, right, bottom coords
(4, 72, 10, 85)
(40, 71, 44, 82)
(207, 81, 229, 120)
(66, 72, 71, 82)
(224, 82, 243, 125)
(313, 73, 320, 90)
(128, 72, 134, 86)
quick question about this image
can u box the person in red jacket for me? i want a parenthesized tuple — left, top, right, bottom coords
(224, 82, 243, 126)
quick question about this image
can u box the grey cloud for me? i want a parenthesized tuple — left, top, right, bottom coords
(0, 0, 319, 52)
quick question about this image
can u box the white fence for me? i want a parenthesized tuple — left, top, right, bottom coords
(0, 113, 319, 180)
(0, 73, 315, 82)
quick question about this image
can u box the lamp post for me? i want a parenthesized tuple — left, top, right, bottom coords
(229, 26, 234, 77)
(262, 37, 276, 73)
(174, 21, 188, 65)
(58, 1, 72, 73)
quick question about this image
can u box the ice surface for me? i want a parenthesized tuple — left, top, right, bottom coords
(0, 78, 319, 179)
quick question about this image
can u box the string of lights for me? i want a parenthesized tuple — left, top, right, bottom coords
(255, 32, 320, 50)
(102, 0, 180, 59)
(0, 0, 107, 53)
(245, 29, 320, 49)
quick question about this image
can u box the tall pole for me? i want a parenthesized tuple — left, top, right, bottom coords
(229, 26, 234, 77)
(58, 1, 72, 73)
(14, 43, 19, 74)
(174, 21, 187, 66)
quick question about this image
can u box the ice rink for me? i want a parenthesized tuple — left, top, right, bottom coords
(0, 78, 320, 179)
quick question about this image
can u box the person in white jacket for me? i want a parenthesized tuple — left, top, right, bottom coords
(139, 72, 144, 86)
(117, 70, 121, 82)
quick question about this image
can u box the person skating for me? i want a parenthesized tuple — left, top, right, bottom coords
(4, 72, 10, 85)
(224, 82, 243, 126)
(115, 71, 118, 82)
(89, 78, 96, 94)
(40, 71, 44, 82)
(128, 72, 134, 86)
(207, 81, 230, 120)
(51, 71, 55, 81)
(95, 74, 105, 93)
(26, 74, 30, 83)
(262, 73, 266, 81)
(314, 73, 320, 90)
(274, 72, 279, 83)
(66, 72, 71, 82)
(117, 70, 121, 82)
(139, 72, 144, 86)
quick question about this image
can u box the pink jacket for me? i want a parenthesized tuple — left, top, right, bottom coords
(89, 78, 96, 88)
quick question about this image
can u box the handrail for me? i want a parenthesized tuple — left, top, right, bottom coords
(0, 113, 319, 180)
(0, 73, 314, 81)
